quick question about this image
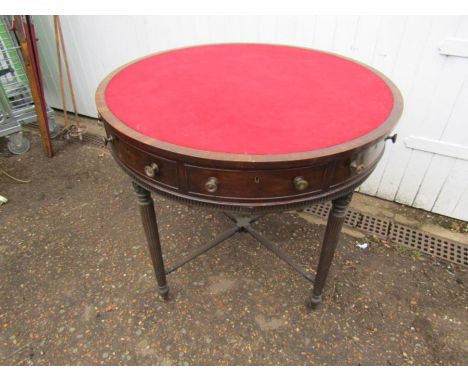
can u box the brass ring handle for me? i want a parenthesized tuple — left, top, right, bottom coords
(144, 162, 160, 178)
(205, 177, 219, 193)
(350, 160, 365, 174)
(293, 176, 309, 192)
(385, 134, 398, 144)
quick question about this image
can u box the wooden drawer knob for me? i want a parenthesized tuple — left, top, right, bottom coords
(293, 176, 309, 192)
(205, 177, 219, 193)
(144, 162, 160, 177)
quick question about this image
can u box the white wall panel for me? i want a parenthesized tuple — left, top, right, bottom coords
(366, 16, 435, 199)
(33, 15, 468, 221)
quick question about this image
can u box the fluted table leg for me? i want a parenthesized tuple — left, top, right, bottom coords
(132, 182, 169, 300)
(308, 192, 353, 309)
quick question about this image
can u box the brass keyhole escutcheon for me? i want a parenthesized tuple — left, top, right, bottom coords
(144, 162, 159, 178)
(293, 176, 309, 192)
(254, 176, 260, 184)
(205, 177, 219, 193)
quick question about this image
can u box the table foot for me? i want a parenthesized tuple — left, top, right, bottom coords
(158, 285, 170, 300)
(306, 294, 322, 310)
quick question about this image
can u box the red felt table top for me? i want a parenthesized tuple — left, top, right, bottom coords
(104, 44, 395, 155)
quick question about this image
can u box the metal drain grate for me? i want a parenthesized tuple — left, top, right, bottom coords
(358, 214, 391, 238)
(80, 132, 105, 148)
(304, 203, 468, 267)
(304, 203, 391, 239)
(305, 203, 331, 218)
(390, 223, 468, 266)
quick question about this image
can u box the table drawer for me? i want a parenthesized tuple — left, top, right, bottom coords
(112, 137, 179, 189)
(185, 164, 327, 199)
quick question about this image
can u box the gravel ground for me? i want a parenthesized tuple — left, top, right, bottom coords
(0, 132, 467, 365)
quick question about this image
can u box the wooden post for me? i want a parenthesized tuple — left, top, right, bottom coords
(13, 15, 53, 157)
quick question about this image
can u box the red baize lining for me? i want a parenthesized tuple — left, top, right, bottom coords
(105, 44, 394, 155)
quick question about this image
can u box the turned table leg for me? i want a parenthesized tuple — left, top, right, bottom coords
(308, 192, 353, 309)
(132, 182, 169, 300)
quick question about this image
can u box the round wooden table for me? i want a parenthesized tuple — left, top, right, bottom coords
(96, 43, 403, 309)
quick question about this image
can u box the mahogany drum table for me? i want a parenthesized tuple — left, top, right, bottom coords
(96, 43, 403, 309)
